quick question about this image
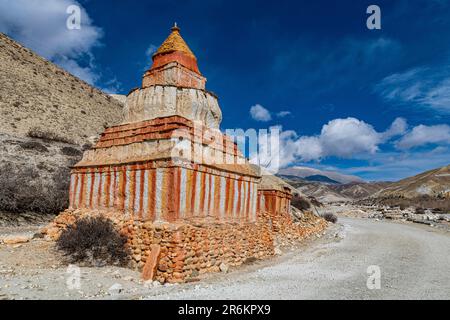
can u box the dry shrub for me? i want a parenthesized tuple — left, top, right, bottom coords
(27, 127, 75, 144)
(19, 141, 49, 153)
(291, 194, 311, 211)
(60, 146, 82, 157)
(322, 213, 338, 223)
(56, 216, 130, 266)
(415, 207, 425, 214)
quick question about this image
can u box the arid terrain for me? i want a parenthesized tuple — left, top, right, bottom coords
(1, 210, 449, 300)
(0, 33, 123, 216)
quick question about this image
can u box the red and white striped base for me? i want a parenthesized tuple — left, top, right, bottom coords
(69, 161, 260, 223)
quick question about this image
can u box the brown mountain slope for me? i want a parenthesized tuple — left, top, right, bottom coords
(360, 165, 450, 211)
(330, 182, 390, 200)
(0, 33, 123, 215)
(374, 165, 450, 199)
(0, 33, 123, 145)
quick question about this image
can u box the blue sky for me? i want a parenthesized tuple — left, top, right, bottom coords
(1, 0, 449, 181)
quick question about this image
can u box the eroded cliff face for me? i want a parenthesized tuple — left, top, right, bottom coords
(0, 33, 123, 215)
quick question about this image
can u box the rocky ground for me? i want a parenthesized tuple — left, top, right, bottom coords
(1, 204, 449, 300)
(322, 203, 450, 232)
(0, 214, 329, 300)
(1, 212, 449, 300)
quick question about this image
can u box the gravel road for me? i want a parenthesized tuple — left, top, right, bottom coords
(143, 218, 450, 300)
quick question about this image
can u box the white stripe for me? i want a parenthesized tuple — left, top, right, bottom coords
(69, 175, 75, 207)
(86, 172, 92, 207)
(124, 168, 131, 213)
(155, 168, 163, 221)
(143, 170, 149, 219)
(134, 170, 141, 215)
(75, 174, 81, 208)
(179, 168, 187, 218)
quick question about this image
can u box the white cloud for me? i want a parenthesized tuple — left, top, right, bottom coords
(396, 124, 450, 149)
(250, 104, 272, 122)
(0, 0, 103, 85)
(319, 118, 381, 157)
(375, 66, 450, 113)
(274, 117, 414, 167)
(277, 111, 291, 118)
(55, 55, 99, 85)
(381, 117, 408, 140)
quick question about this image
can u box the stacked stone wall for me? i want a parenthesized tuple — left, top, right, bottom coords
(45, 208, 327, 283)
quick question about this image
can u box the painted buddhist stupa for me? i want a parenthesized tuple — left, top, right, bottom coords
(68, 24, 271, 223)
(44, 25, 331, 284)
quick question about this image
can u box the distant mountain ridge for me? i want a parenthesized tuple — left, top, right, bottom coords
(278, 166, 364, 184)
(278, 165, 450, 209)
(372, 165, 450, 200)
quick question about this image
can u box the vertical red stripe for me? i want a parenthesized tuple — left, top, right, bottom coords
(237, 179, 242, 220)
(225, 178, 231, 219)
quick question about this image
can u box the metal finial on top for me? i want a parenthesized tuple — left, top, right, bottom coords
(171, 22, 180, 32)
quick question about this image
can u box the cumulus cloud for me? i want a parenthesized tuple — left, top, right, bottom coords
(273, 117, 411, 167)
(396, 124, 450, 149)
(250, 104, 272, 122)
(0, 0, 103, 85)
(381, 117, 408, 140)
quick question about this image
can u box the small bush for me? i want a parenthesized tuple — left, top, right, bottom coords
(415, 207, 425, 214)
(19, 141, 49, 153)
(27, 127, 75, 144)
(60, 146, 82, 157)
(322, 213, 338, 223)
(291, 194, 311, 211)
(308, 196, 323, 208)
(56, 217, 130, 266)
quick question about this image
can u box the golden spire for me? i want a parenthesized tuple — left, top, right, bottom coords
(153, 23, 196, 59)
